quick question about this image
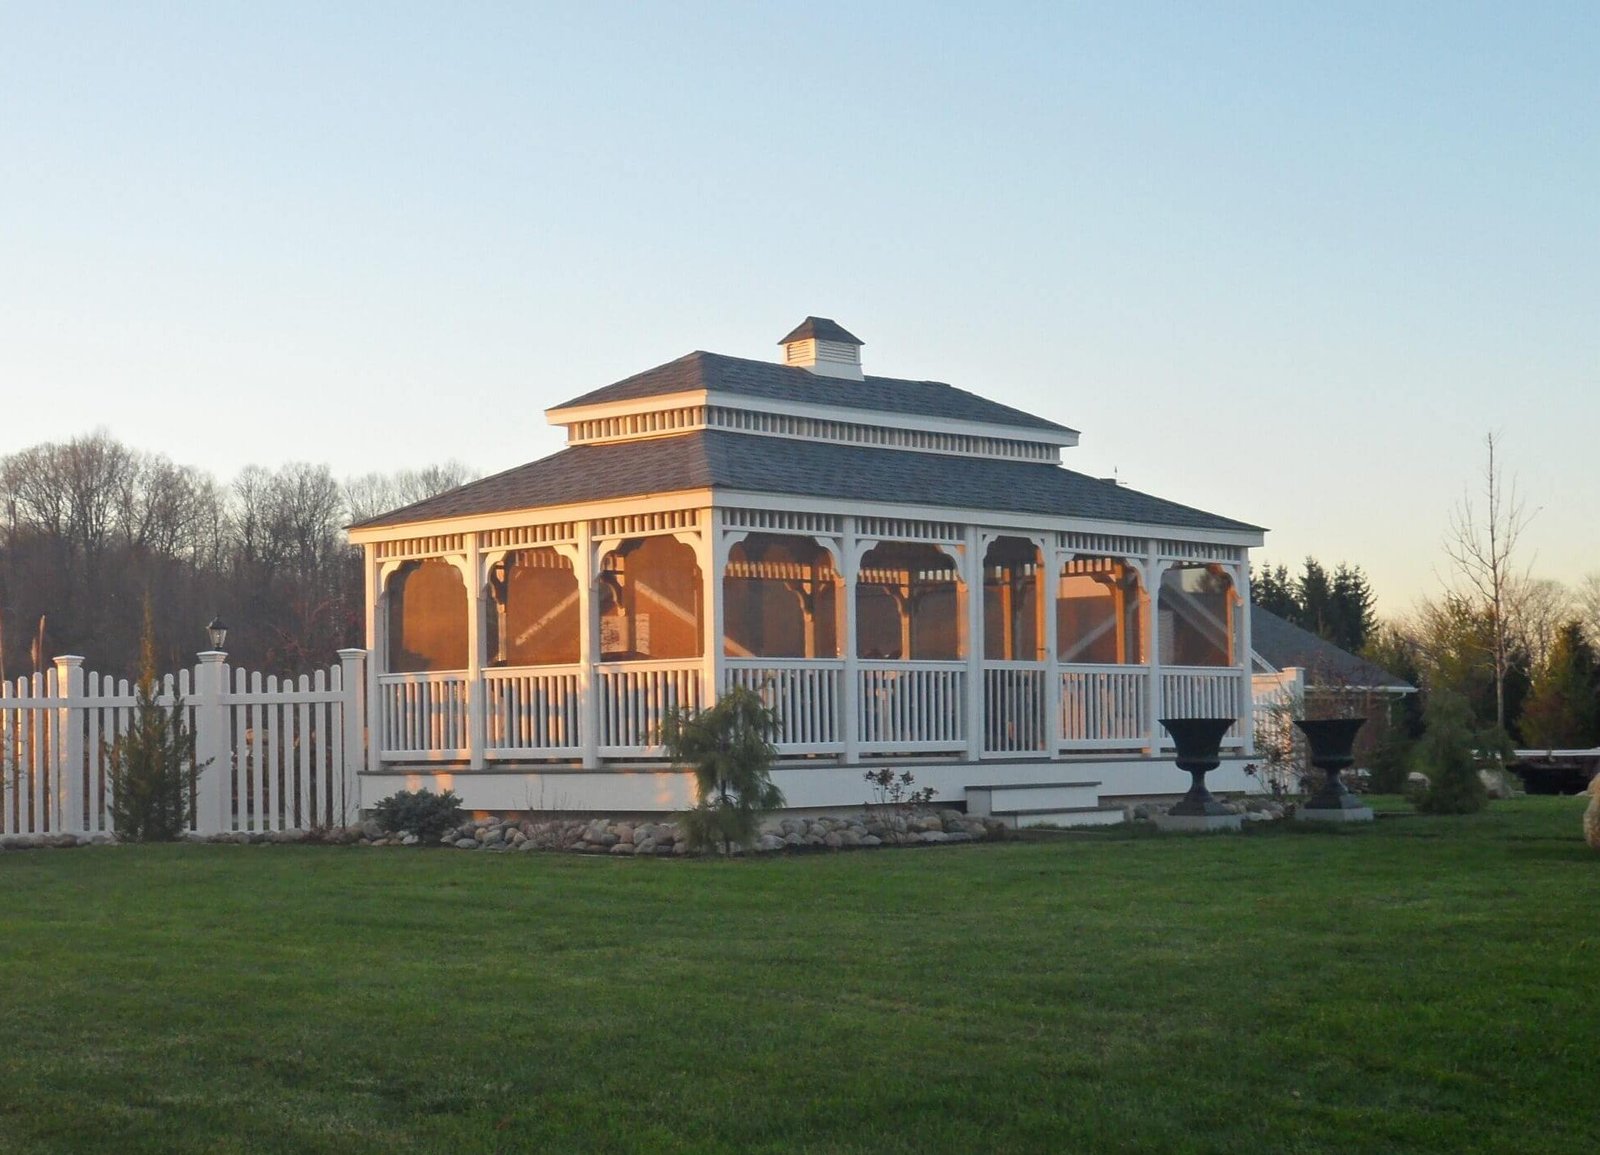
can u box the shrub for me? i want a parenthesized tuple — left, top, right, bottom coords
(373, 788, 465, 844)
(106, 604, 208, 841)
(1412, 691, 1489, 815)
(663, 686, 784, 855)
(864, 767, 935, 813)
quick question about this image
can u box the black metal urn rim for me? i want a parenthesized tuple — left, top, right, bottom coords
(1293, 717, 1367, 771)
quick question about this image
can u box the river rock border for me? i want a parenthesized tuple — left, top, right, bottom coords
(0, 809, 1009, 854)
(367, 808, 1009, 854)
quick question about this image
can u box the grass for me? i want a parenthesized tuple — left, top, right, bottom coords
(1, 796, 1597, 1154)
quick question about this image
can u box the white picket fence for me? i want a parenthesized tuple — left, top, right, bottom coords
(0, 651, 365, 838)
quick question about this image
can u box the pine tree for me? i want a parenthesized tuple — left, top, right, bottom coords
(1296, 558, 1333, 638)
(1412, 690, 1489, 815)
(663, 686, 785, 855)
(1251, 564, 1300, 619)
(105, 602, 208, 841)
(1328, 564, 1377, 653)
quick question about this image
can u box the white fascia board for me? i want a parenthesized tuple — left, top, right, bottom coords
(545, 389, 1079, 449)
(346, 488, 718, 546)
(708, 490, 1266, 550)
(348, 488, 1264, 552)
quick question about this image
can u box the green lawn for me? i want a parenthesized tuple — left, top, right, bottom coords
(2, 797, 1596, 1154)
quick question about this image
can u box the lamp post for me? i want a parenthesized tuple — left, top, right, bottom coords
(206, 617, 228, 652)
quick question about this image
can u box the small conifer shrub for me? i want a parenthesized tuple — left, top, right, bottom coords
(1412, 691, 1489, 816)
(106, 603, 208, 842)
(373, 788, 465, 844)
(663, 686, 785, 855)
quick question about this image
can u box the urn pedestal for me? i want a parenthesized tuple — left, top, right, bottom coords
(1154, 718, 1243, 833)
(1294, 717, 1374, 824)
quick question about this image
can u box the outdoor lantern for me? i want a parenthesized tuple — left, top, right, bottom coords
(207, 617, 228, 651)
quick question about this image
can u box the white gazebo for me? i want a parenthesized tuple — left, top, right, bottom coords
(348, 317, 1266, 822)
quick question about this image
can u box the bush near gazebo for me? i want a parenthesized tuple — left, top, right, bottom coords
(662, 686, 785, 856)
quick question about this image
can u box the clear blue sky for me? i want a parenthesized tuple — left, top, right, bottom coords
(2, 2, 1595, 616)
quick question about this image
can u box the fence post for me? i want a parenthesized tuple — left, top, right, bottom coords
(53, 655, 85, 834)
(338, 649, 367, 826)
(193, 651, 230, 835)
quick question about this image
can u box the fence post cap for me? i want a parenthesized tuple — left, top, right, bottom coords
(51, 654, 86, 668)
(196, 650, 228, 663)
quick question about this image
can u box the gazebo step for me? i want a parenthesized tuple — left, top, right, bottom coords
(966, 780, 1104, 817)
(994, 805, 1127, 830)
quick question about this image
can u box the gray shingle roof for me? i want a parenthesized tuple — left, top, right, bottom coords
(352, 430, 1262, 534)
(1250, 606, 1415, 692)
(551, 351, 1076, 436)
(778, 316, 863, 345)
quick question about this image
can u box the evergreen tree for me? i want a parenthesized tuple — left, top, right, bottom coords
(1328, 564, 1377, 653)
(1296, 558, 1333, 638)
(1412, 690, 1489, 815)
(1520, 621, 1598, 750)
(105, 602, 208, 841)
(1251, 564, 1300, 619)
(662, 687, 786, 855)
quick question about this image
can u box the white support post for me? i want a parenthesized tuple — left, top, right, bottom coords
(1235, 562, 1254, 752)
(52, 655, 84, 834)
(697, 518, 726, 710)
(841, 521, 860, 765)
(465, 532, 486, 771)
(337, 648, 367, 825)
(1145, 544, 1166, 751)
(193, 650, 230, 835)
(576, 522, 600, 769)
(964, 526, 985, 762)
(365, 545, 383, 778)
(1043, 544, 1062, 758)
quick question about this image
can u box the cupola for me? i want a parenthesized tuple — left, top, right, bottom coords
(778, 316, 864, 381)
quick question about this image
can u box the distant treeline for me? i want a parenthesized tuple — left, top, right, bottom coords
(0, 431, 473, 679)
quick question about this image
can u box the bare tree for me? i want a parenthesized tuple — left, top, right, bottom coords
(1504, 576, 1571, 675)
(1576, 573, 1600, 651)
(343, 461, 476, 524)
(1443, 432, 1535, 731)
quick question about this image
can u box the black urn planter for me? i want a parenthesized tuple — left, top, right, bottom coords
(1159, 717, 1237, 817)
(1293, 717, 1368, 812)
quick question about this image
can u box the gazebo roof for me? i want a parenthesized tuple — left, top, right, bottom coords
(549, 350, 1076, 437)
(351, 430, 1263, 534)
(1250, 605, 1415, 692)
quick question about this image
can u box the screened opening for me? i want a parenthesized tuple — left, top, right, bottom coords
(1159, 564, 1235, 666)
(982, 536, 1044, 661)
(856, 542, 963, 661)
(385, 558, 468, 673)
(598, 536, 703, 660)
(723, 533, 839, 658)
(488, 548, 579, 666)
(1057, 557, 1144, 664)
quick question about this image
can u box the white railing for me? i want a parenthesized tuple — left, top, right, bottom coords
(983, 662, 1047, 754)
(484, 666, 584, 759)
(1059, 664, 1149, 749)
(3, 654, 361, 837)
(1160, 666, 1244, 745)
(724, 660, 845, 755)
(858, 662, 966, 753)
(377, 671, 470, 762)
(597, 660, 703, 755)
